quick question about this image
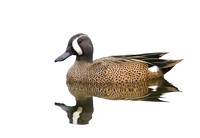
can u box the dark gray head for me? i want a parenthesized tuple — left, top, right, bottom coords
(55, 33, 93, 62)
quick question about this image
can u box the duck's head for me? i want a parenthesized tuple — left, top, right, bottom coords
(55, 33, 93, 62)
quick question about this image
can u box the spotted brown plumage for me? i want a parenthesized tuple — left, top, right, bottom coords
(67, 57, 158, 83)
(55, 33, 182, 84)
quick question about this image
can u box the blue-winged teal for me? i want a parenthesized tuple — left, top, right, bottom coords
(55, 33, 182, 83)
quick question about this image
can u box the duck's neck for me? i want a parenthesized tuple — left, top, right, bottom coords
(76, 55, 93, 63)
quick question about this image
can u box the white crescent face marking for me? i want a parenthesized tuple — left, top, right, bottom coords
(72, 35, 86, 56)
(72, 107, 83, 124)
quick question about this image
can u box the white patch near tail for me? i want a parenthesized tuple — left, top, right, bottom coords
(72, 35, 86, 55)
(72, 107, 83, 124)
(149, 86, 158, 91)
(149, 65, 159, 72)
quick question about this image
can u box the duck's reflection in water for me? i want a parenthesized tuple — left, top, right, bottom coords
(55, 77, 180, 125)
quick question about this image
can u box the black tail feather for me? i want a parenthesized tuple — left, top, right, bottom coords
(113, 52, 168, 59)
(157, 59, 183, 74)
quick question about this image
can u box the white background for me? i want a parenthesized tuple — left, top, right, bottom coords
(0, 0, 200, 138)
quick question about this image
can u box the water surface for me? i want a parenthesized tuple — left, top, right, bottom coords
(55, 77, 180, 125)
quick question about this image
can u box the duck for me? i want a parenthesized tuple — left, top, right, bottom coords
(55, 33, 182, 83)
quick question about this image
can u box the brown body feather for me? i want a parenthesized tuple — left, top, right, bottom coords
(67, 52, 182, 83)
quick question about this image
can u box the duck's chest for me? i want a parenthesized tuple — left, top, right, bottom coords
(67, 62, 91, 82)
